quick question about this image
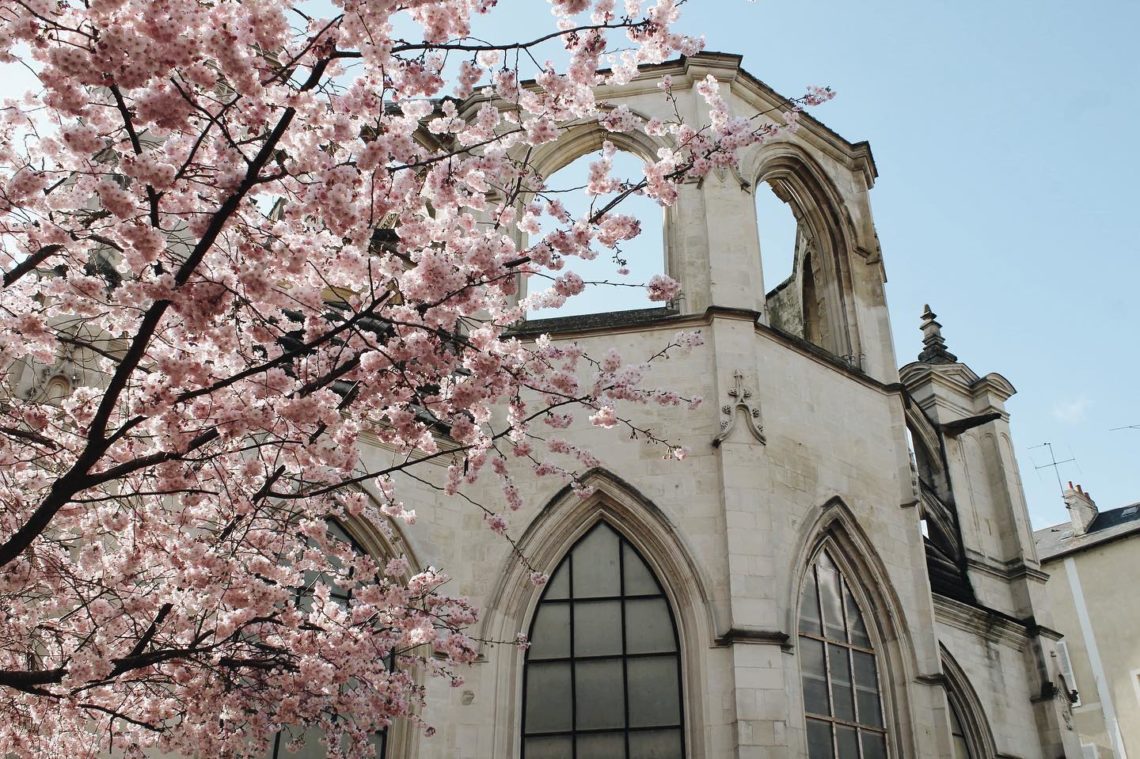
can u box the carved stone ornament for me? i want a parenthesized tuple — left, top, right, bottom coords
(908, 451, 921, 503)
(713, 370, 766, 447)
(22, 343, 82, 402)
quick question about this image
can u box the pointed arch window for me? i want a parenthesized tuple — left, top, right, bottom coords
(267, 520, 389, 759)
(948, 698, 973, 759)
(522, 522, 684, 758)
(526, 150, 667, 319)
(798, 550, 887, 759)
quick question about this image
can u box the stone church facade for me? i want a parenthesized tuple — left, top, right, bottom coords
(335, 53, 1081, 758)
(0, 45, 1086, 759)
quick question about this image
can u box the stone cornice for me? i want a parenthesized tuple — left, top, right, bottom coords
(966, 555, 1049, 584)
(681, 54, 879, 187)
(506, 304, 905, 395)
(900, 363, 1016, 404)
(933, 595, 1031, 649)
(467, 52, 879, 186)
(900, 362, 981, 395)
(714, 627, 792, 650)
(357, 427, 459, 468)
(973, 371, 1016, 400)
(900, 364, 1017, 429)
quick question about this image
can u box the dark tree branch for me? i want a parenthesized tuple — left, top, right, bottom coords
(0, 56, 340, 569)
(2, 244, 65, 288)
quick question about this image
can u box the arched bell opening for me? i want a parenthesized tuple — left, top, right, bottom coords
(524, 149, 668, 319)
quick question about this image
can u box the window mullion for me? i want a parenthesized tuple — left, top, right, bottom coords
(522, 524, 684, 758)
(799, 552, 889, 759)
(569, 552, 578, 758)
(619, 538, 630, 759)
(837, 572, 850, 643)
(817, 562, 838, 758)
(822, 639, 838, 758)
(851, 642, 865, 759)
(839, 576, 865, 759)
(813, 564, 825, 641)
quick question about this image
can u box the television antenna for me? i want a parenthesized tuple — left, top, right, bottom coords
(1030, 442, 1075, 493)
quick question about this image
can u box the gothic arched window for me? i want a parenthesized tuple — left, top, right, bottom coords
(267, 520, 389, 759)
(526, 150, 667, 319)
(798, 550, 887, 759)
(948, 698, 973, 759)
(522, 522, 684, 758)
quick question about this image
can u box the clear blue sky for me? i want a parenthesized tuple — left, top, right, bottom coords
(6, 1, 1136, 529)
(498, 0, 1140, 528)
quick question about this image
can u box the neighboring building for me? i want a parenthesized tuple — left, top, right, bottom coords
(335, 53, 1082, 758)
(1035, 486, 1140, 759)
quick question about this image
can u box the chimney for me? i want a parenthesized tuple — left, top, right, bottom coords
(1063, 481, 1098, 534)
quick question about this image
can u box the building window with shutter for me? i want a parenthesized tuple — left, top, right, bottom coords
(1056, 640, 1081, 707)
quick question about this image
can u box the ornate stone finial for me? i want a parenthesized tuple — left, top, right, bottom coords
(713, 370, 766, 447)
(917, 304, 958, 364)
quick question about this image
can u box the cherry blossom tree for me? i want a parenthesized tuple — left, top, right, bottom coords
(0, 0, 831, 755)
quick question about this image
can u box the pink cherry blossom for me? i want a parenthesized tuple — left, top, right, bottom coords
(590, 406, 619, 428)
(0, 0, 832, 754)
(646, 272, 682, 302)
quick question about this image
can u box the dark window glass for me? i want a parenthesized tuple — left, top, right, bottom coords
(528, 663, 573, 732)
(570, 526, 621, 598)
(575, 659, 625, 729)
(629, 729, 682, 759)
(801, 637, 831, 716)
(799, 568, 823, 636)
(574, 600, 623, 657)
(829, 644, 856, 722)
(529, 604, 572, 660)
(522, 523, 684, 758)
(807, 718, 834, 759)
(853, 652, 883, 729)
(545, 562, 571, 600)
(625, 599, 675, 653)
(797, 549, 888, 758)
(627, 656, 682, 727)
(526, 736, 574, 759)
(844, 585, 871, 648)
(860, 731, 887, 759)
(836, 725, 860, 759)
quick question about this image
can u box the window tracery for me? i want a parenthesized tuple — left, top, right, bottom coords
(940, 651, 994, 759)
(522, 521, 684, 759)
(752, 149, 859, 363)
(948, 697, 973, 759)
(798, 549, 887, 759)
